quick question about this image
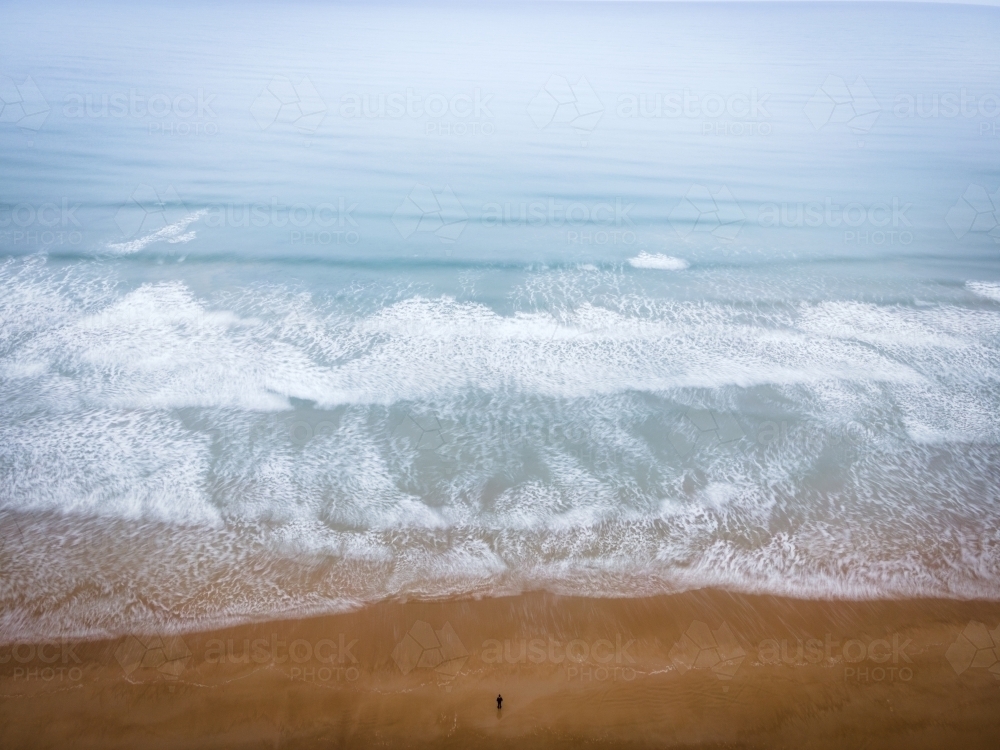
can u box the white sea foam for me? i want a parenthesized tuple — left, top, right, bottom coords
(627, 253, 689, 270)
(967, 280, 1000, 303)
(2, 260, 1000, 640)
(105, 210, 206, 255)
(5, 285, 951, 414)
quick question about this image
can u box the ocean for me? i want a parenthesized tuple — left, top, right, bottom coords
(1, 0, 999, 641)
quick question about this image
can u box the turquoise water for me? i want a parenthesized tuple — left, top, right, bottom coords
(1, 1, 1000, 639)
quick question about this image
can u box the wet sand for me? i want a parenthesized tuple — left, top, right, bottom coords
(2, 589, 1000, 748)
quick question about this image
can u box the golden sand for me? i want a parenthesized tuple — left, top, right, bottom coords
(2, 590, 1000, 748)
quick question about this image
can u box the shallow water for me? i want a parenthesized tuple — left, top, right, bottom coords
(1, 1, 999, 640)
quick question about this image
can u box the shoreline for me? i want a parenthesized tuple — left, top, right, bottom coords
(2, 589, 1000, 748)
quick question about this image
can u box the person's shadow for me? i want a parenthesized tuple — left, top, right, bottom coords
(496, 708, 502, 720)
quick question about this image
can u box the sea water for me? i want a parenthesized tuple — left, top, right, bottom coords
(1, 1, 999, 640)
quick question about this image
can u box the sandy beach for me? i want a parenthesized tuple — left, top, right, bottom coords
(2, 589, 999, 748)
